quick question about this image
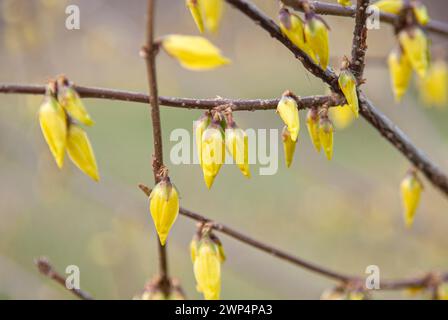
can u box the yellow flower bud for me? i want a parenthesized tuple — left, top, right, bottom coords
(319, 116, 333, 160)
(200, 0, 223, 33)
(306, 108, 321, 152)
(66, 125, 100, 181)
(39, 93, 67, 168)
(195, 113, 211, 167)
(398, 27, 429, 78)
(149, 177, 180, 245)
(201, 120, 225, 189)
(418, 60, 448, 108)
(225, 120, 250, 178)
(338, 69, 359, 118)
(329, 104, 354, 129)
(387, 48, 412, 102)
(162, 35, 230, 71)
(373, 0, 404, 14)
(186, 0, 204, 33)
(194, 239, 221, 300)
(277, 93, 299, 142)
(58, 79, 94, 126)
(413, 2, 429, 26)
(279, 8, 316, 62)
(400, 171, 423, 228)
(304, 16, 330, 69)
(282, 126, 297, 168)
(338, 0, 352, 6)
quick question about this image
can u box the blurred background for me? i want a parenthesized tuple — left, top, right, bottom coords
(0, 0, 448, 300)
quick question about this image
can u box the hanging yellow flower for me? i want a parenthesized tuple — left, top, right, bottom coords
(149, 174, 180, 245)
(338, 69, 359, 117)
(304, 15, 330, 69)
(200, 0, 223, 33)
(277, 92, 300, 142)
(57, 77, 94, 126)
(66, 124, 100, 181)
(418, 60, 448, 108)
(201, 118, 225, 189)
(195, 112, 211, 167)
(186, 0, 204, 33)
(282, 126, 297, 168)
(319, 115, 334, 160)
(162, 35, 230, 71)
(412, 2, 429, 26)
(373, 0, 404, 14)
(387, 48, 412, 102)
(329, 104, 354, 130)
(398, 27, 429, 78)
(225, 116, 250, 178)
(400, 170, 423, 228)
(39, 85, 67, 168)
(306, 108, 321, 152)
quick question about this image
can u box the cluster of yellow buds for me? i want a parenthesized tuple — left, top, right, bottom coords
(400, 169, 423, 228)
(149, 168, 180, 246)
(278, 6, 330, 69)
(186, 0, 223, 33)
(38, 77, 99, 181)
(195, 108, 250, 189)
(338, 58, 359, 118)
(160, 34, 230, 71)
(190, 224, 225, 300)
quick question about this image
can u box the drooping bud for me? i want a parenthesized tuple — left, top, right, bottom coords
(57, 77, 94, 126)
(329, 104, 354, 129)
(373, 0, 404, 14)
(66, 124, 100, 181)
(201, 116, 225, 189)
(277, 92, 300, 142)
(400, 170, 423, 228)
(398, 27, 429, 78)
(304, 15, 330, 69)
(412, 1, 429, 26)
(39, 84, 67, 168)
(318, 115, 334, 160)
(186, 0, 204, 33)
(306, 108, 321, 152)
(387, 48, 412, 102)
(338, 68, 359, 118)
(279, 8, 316, 62)
(195, 112, 211, 167)
(200, 0, 223, 33)
(162, 35, 230, 71)
(282, 126, 297, 168)
(225, 114, 250, 178)
(149, 174, 180, 245)
(338, 0, 352, 6)
(192, 226, 223, 300)
(418, 59, 447, 108)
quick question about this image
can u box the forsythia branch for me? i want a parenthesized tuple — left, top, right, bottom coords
(350, 0, 370, 82)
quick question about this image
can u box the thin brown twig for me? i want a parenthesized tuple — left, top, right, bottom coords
(350, 0, 370, 82)
(138, 184, 448, 291)
(143, 0, 170, 297)
(35, 257, 93, 300)
(280, 0, 448, 37)
(225, 0, 448, 197)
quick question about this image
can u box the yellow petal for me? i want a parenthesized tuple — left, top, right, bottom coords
(338, 0, 352, 6)
(418, 60, 448, 108)
(277, 94, 300, 142)
(306, 109, 321, 152)
(190, 237, 198, 263)
(66, 125, 100, 181)
(338, 69, 359, 118)
(201, 123, 225, 189)
(400, 172, 423, 228)
(329, 105, 354, 129)
(200, 0, 223, 33)
(195, 113, 210, 167)
(162, 35, 230, 71)
(304, 17, 330, 69)
(59, 86, 94, 126)
(282, 126, 297, 168)
(39, 96, 67, 168)
(413, 3, 429, 26)
(388, 48, 413, 102)
(194, 242, 221, 300)
(225, 127, 250, 178)
(373, 0, 404, 14)
(398, 27, 429, 78)
(149, 180, 180, 245)
(186, 0, 204, 33)
(319, 117, 333, 160)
